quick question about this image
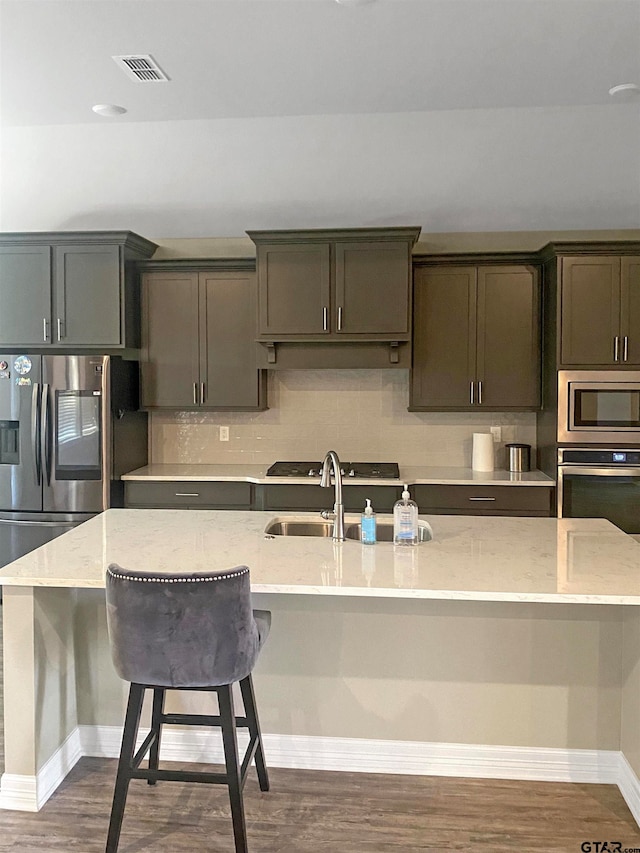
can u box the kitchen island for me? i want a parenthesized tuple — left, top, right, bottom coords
(1, 509, 639, 824)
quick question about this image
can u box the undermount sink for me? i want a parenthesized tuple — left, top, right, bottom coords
(264, 517, 432, 543)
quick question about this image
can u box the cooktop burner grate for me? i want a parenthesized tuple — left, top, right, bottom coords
(266, 461, 400, 479)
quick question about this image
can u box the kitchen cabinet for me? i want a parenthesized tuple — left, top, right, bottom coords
(140, 262, 267, 410)
(559, 255, 640, 366)
(248, 228, 420, 364)
(0, 232, 157, 348)
(410, 261, 540, 410)
(256, 484, 402, 513)
(125, 480, 253, 509)
(412, 484, 554, 517)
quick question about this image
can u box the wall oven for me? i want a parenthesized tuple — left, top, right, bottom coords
(557, 370, 640, 444)
(557, 447, 640, 534)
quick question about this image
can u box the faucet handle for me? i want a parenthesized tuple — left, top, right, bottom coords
(320, 509, 335, 520)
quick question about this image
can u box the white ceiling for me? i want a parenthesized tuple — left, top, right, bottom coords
(1, 0, 639, 238)
(2, 0, 640, 126)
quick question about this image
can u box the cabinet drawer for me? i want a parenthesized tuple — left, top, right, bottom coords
(260, 484, 401, 513)
(413, 484, 554, 516)
(125, 481, 252, 509)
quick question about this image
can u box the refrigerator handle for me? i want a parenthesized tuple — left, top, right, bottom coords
(41, 383, 52, 487)
(31, 383, 42, 486)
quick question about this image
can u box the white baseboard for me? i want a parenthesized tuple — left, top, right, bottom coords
(3, 727, 640, 827)
(0, 727, 82, 812)
(618, 752, 640, 827)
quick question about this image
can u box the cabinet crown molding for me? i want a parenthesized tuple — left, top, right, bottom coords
(0, 231, 158, 258)
(247, 227, 421, 246)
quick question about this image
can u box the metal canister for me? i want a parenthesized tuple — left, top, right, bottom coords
(506, 443, 531, 473)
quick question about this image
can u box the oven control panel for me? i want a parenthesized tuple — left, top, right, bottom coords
(559, 448, 640, 465)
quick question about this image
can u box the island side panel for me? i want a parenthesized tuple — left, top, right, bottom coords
(74, 590, 623, 754)
(1, 587, 78, 810)
(622, 609, 640, 780)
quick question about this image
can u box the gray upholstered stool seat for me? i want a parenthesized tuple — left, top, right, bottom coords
(104, 563, 271, 853)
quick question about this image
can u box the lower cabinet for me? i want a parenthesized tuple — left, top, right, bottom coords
(412, 484, 554, 516)
(257, 484, 402, 513)
(125, 481, 554, 516)
(125, 481, 252, 509)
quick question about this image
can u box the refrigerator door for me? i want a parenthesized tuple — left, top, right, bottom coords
(0, 354, 43, 511)
(0, 517, 79, 570)
(42, 355, 110, 513)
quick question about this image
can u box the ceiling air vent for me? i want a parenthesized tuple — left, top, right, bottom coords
(112, 55, 170, 82)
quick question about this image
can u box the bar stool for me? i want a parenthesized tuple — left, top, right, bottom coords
(104, 563, 271, 853)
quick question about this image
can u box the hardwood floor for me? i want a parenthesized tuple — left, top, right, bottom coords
(0, 617, 639, 852)
(0, 759, 638, 852)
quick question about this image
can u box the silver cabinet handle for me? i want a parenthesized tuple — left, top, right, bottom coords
(200, 383, 205, 404)
(56, 318, 64, 341)
(193, 383, 198, 405)
(614, 335, 620, 362)
(623, 335, 629, 362)
(42, 318, 49, 343)
(337, 306, 343, 331)
(468, 496, 497, 501)
(470, 381, 474, 405)
(175, 492, 200, 497)
(323, 307, 328, 331)
(478, 380, 483, 405)
(31, 383, 41, 486)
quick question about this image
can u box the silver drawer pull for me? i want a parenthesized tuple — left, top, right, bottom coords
(322, 307, 328, 331)
(468, 496, 497, 501)
(175, 492, 200, 497)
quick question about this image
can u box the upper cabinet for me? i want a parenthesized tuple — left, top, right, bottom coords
(557, 254, 640, 366)
(410, 261, 541, 410)
(0, 232, 157, 349)
(248, 228, 420, 367)
(140, 262, 267, 411)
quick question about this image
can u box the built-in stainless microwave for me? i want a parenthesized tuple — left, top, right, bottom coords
(557, 370, 640, 444)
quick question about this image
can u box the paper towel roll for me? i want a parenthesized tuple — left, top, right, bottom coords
(472, 432, 494, 472)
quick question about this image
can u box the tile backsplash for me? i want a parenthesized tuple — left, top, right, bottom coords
(150, 370, 537, 469)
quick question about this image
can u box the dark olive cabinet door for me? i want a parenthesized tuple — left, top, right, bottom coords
(257, 243, 331, 336)
(54, 244, 122, 346)
(335, 241, 410, 335)
(0, 245, 51, 345)
(411, 264, 540, 410)
(410, 267, 476, 407)
(141, 272, 200, 408)
(621, 257, 640, 365)
(476, 266, 540, 408)
(200, 272, 265, 408)
(560, 257, 621, 365)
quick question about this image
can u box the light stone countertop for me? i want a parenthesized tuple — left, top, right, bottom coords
(121, 463, 555, 487)
(0, 509, 637, 604)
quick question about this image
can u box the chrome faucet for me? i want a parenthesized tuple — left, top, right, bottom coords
(320, 450, 345, 541)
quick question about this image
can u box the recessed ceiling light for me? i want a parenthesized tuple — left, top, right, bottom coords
(92, 104, 127, 117)
(608, 83, 640, 97)
(335, 0, 376, 5)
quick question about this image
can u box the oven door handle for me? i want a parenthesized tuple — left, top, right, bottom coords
(558, 466, 640, 477)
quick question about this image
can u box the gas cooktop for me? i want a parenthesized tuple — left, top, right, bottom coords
(266, 461, 400, 479)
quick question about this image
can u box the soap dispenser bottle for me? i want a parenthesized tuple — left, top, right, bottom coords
(361, 498, 377, 545)
(393, 485, 418, 546)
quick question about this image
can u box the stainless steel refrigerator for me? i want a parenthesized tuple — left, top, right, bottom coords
(0, 354, 147, 568)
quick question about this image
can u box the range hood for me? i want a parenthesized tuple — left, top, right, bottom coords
(248, 227, 421, 369)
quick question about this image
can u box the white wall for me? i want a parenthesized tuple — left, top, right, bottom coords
(2, 104, 639, 236)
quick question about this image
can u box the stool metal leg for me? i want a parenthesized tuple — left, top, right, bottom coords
(147, 688, 165, 785)
(240, 674, 270, 792)
(106, 683, 145, 853)
(218, 685, 248, 853)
